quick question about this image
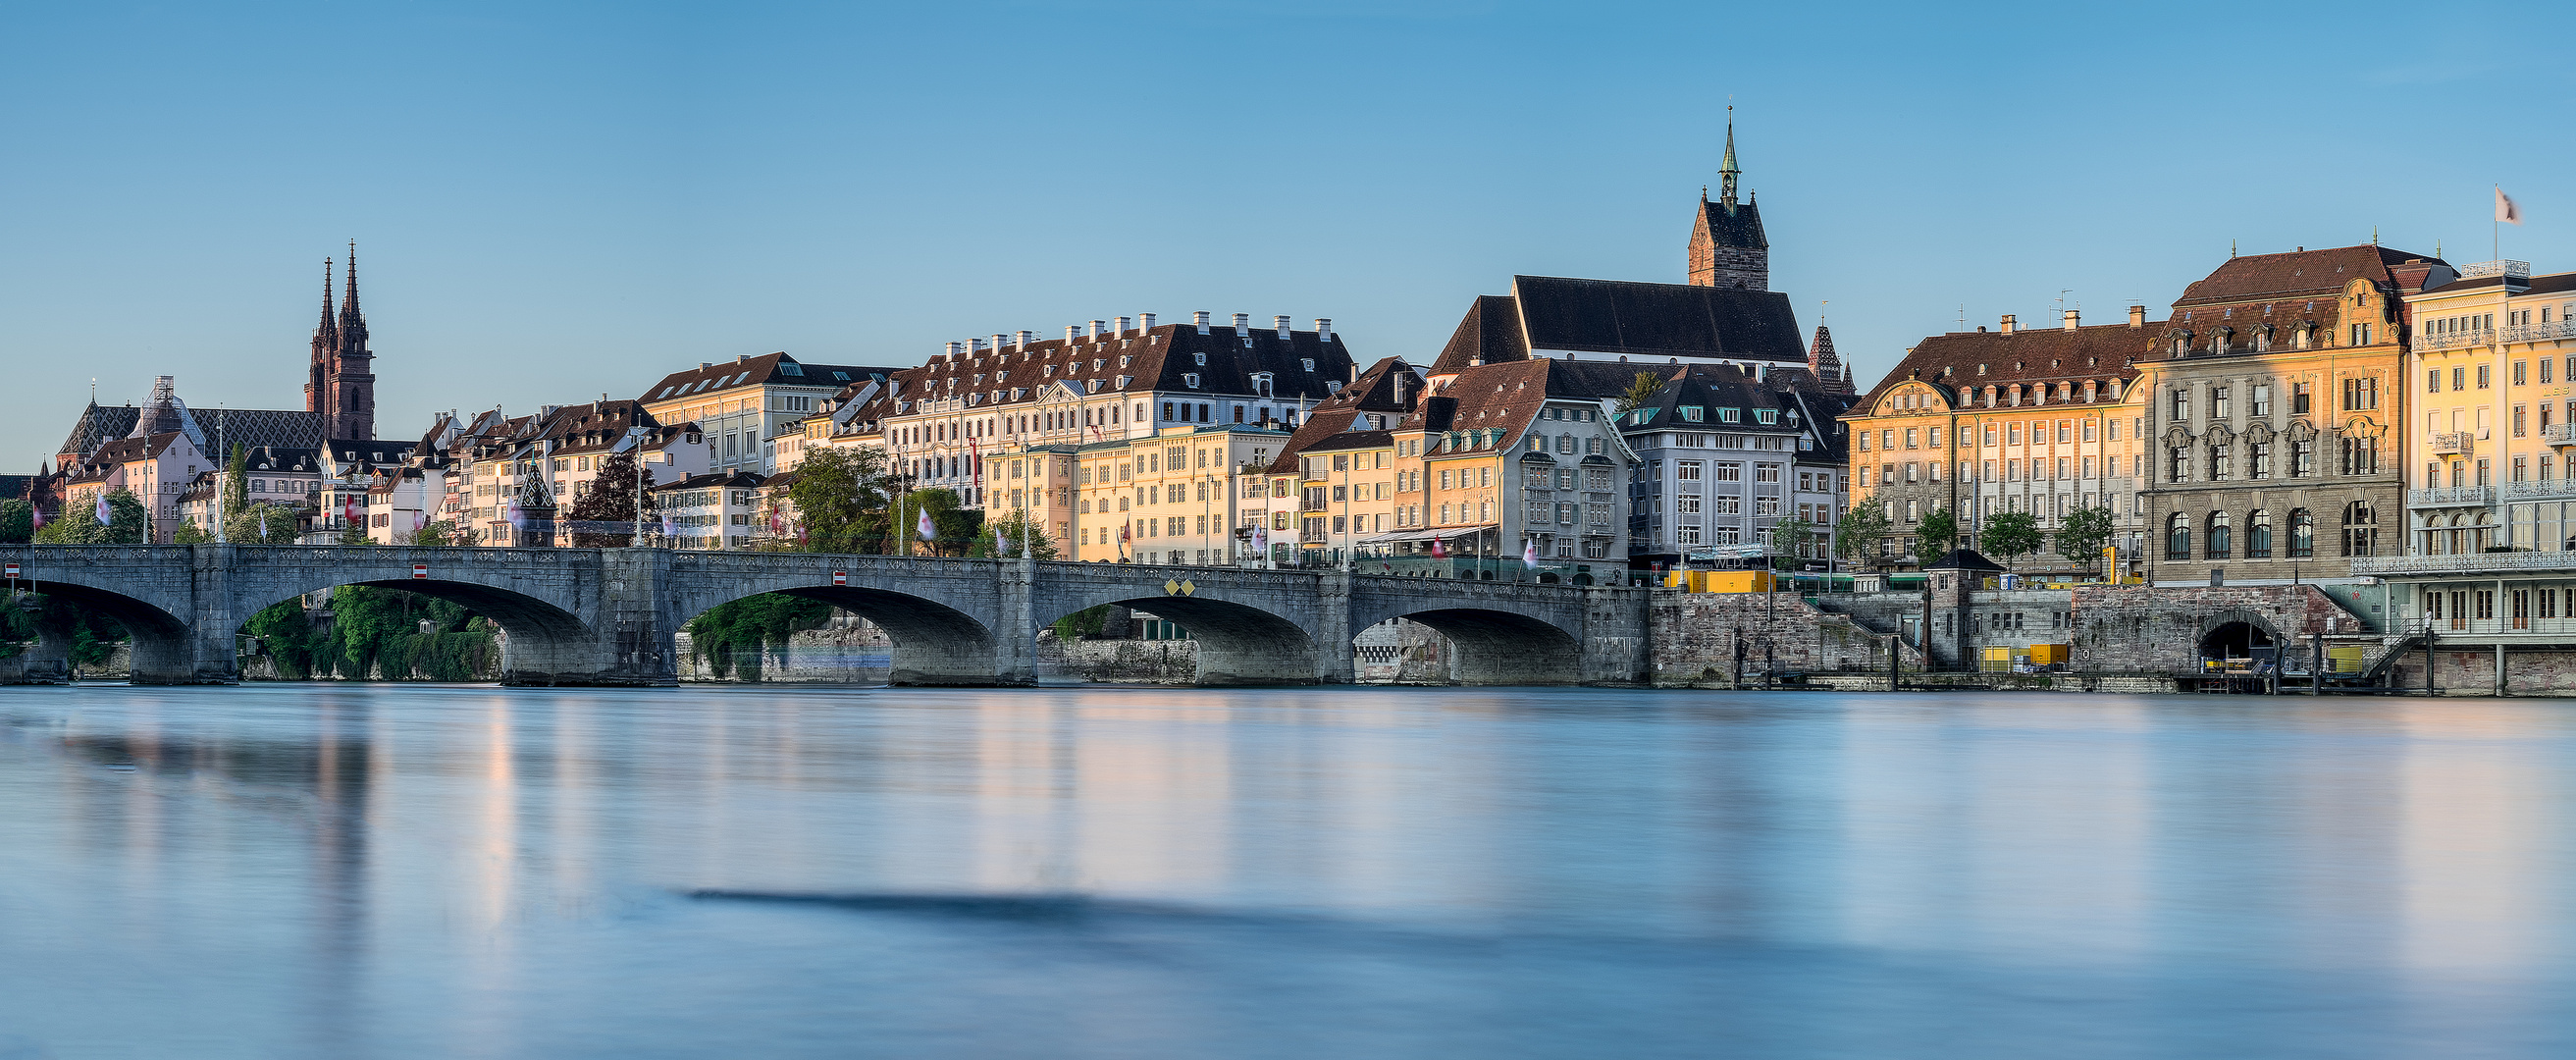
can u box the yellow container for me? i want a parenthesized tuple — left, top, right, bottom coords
(1979, 647, 2014, 672)
(2027, 643, 2071, 665)
(2327, 645, 2365, 673)
(1664, 570, 1771, 593)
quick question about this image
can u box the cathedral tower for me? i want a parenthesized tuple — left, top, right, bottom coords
(1687, 111, 1769, 291)
(305, 243, 377, 441)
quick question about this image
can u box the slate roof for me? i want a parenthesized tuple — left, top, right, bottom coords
(1428, 276, 1806, 373)
(2421, 269, 2576, 297)
(1694, 196, 1767, 253)
(640, 352, 892, 404)
(199, 409, 326, 457)
(841, 322, 1354, 436)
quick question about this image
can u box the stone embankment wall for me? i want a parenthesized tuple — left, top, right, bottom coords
(674, 621, 894, 683)
(2071, 584, 2360, 671)
(1035, 633, 1198, 684)
(1646, 592, 1905, 688)
(2386, 647, 2576, 697)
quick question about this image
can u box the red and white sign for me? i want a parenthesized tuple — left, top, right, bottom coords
(3, 562, 19, 580)
(411, 563, 429, 580)
(831, 570, 847, 586)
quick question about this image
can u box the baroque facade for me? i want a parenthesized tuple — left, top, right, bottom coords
(2136, 245, 2442, 583)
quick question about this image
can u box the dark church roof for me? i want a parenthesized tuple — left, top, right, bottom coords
(56, 401, 321, 465)
(1430, 277, 1806, 372)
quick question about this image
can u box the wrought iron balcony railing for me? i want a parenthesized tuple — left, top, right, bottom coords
(2407, 486, 2495, 508)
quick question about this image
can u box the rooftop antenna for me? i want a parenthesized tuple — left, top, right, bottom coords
(2371, 225, 2380, 245)
(1957, 304, 1966, 331)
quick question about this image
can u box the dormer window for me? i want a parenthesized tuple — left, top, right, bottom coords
(1251, 372, 1274, 397)
(1183, 373, 1201, 389)
(1715, 407, 1742, 423)
(1301, 359, 1315, 372)
(1680, 406, 1704, 422)
(1326, 381, 1342, 394)
(1755, 409, 1779, 425)
(1193, 351, 1206, 366)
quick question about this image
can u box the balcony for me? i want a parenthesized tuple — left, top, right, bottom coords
(2502, 320, 2576, 345)
(2407, 486, 2495, 508)
(2353, 551, 2576, 577)
(2548, 423, 2576, 447)
(2430, 432, 2471, 455)
(2414, 329, 2493, 351)
(2455, 259, 2532, 280)
(2500, 479, 2576, 503)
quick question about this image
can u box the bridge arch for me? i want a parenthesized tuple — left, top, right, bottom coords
(680, 584, 1001, 686)
(9, 570, 195, 683)
(1350, 607, 1583, 685)
(1039, 591, 1320, 685)
(230, 574, 601, 685)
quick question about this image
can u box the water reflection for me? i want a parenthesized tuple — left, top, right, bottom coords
(0, 686, 2570, 1058)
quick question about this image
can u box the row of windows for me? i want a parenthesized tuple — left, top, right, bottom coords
(2161, 505, 2373, 560)
(1859, 418, 2129, 452)
(2164, 438, 2379, 482)
(2170, 380, 2371, 421)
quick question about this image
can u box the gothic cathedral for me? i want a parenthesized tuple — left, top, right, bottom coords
(305, 244, 377, 442)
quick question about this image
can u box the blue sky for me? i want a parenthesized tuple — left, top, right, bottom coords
(3, 1, 2568, 466)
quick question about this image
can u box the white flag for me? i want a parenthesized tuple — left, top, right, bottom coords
(994, 522, 1009, 555)
(917, 508, 936, 541)
(2497, 186, 2522, 226)
(95, 493, 110, 526)
(1522, 539, 1540, 569)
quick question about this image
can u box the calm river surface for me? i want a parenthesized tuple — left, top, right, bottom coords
(2, 684, 2572, 1058)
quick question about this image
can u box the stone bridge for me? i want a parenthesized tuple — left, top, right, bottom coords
(0, 545, 1648, 687)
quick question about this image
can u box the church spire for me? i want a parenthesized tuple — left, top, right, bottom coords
(339, 241, 366, 343)
(314, 257, 338, 349)
(1718, 106, 1741, 207)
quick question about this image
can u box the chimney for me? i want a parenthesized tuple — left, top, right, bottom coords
(2000, 314, 2018, 335)
(944, 342, 962, 360)
(1016, 330, 1033, 349)
(967, 338, 984, 354)
(1193, 310, 1211, 334)
(991, 334, 1007, 353)
(2063, 309, 2080, 331)
(1087, 319, 1106, 340)
(1139, 312, 1156, 332)
(2129, 305, 2146, 329)
(1065, 325, 1081, 344)
(1315, 318, 1333, 343)
(1276, 315, 1292, 340)
(1233, 313, 1250, 337)
(1114, 316, 1130, 337)
(737, 354, 751, 364)
(700, 362, 712, 369)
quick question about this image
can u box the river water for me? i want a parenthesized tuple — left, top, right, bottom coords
(1, 684, 2571, 1059)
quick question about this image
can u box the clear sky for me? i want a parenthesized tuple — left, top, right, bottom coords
(3, 1, 2567, 467)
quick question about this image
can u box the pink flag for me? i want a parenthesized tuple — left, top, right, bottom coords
(917, 508, 936, 541)
(1522, 540, 1540, 569)
(95, 493, 110, 525)
(1429, 536, 1446, 558)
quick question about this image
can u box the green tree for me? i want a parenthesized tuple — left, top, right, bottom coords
(1914, 507, 1958, 567)
(407, 519, 464, 547)
(227, 502, 303, 545)
(1833, 500, 1891, 565)
(224, 444, 250, 518)
(968, 507, 1062, 559)
(35, 490, 147, 544)
(686, 593, 836, 680)
(172, 521, 214, 544)
(1051, 604, 1111, 640)
(566, 450, 657, 548)
(788, 447, 891, 554)
(2056, 504, 2118, 575)
(1978, 510, 2044, 570)
(0, 500, 32, 544)
(1616, 371, 1666, 415)
(1765, 516, 1815, 569)
(894, 488, 979, 556)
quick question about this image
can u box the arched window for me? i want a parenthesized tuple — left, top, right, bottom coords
(2207, 510, 2233, 558)
(2167, 512, 2192, 559)
(2208, 442, 2233, 481)
(2342, 501, 2377, 557)
(2246, 509, 2273, 558)
(2288, 508, 2314, 557)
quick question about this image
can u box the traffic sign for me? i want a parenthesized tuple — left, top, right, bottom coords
(832, 570, 847, 586)
(412, 563, 429, 580)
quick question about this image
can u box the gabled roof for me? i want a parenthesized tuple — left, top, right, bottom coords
(1692, 194, 1767, 253)
(1429, 276, 1805, 373)
(842, 322, 1355, 435)
(1856, 323, 2150, 411)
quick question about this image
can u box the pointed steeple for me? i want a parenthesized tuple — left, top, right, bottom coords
(338, 240, 368, 351)
(314, 257, 338, 350)
(1808, 324, 1853, 396)
(1718, 105, 1741, 207)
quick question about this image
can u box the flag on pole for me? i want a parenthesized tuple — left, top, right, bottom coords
(1522, 539, 1540, 569)
(917, 508, 936, 541)
(661, 513, 676, 538)
(343, 495, 360, 526)
(1251, 524, 1267, 552)
(31, 503, 45, 530)
(413, 510, 428, 531)
(2497, 186, 2523, 226)
(1429, 535, 1446, 558)
(507, 500, 524, 529)
(95, 493, 110, 525)
(994, 522, 1009, 556)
